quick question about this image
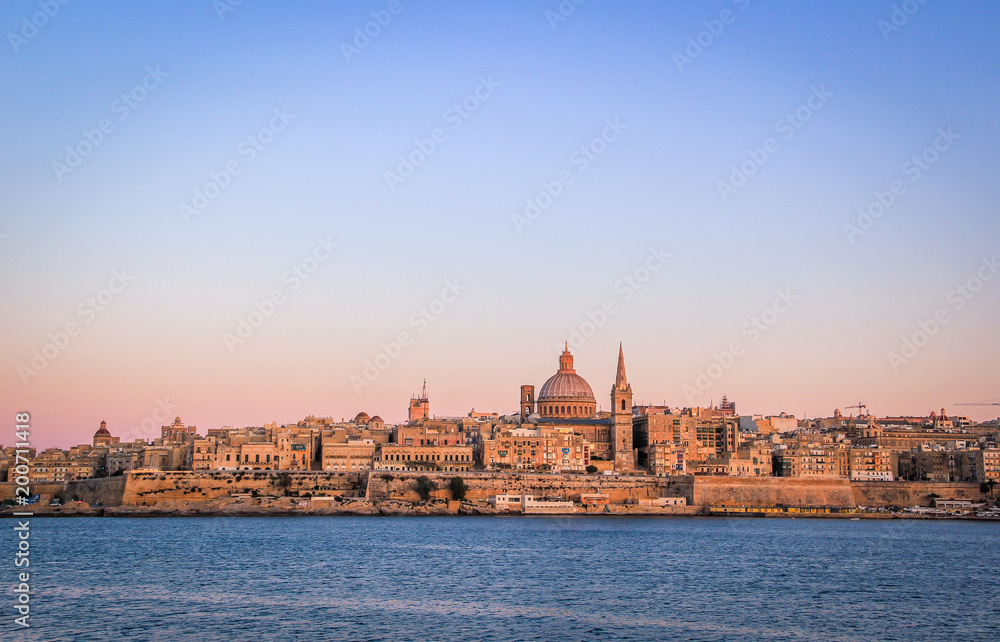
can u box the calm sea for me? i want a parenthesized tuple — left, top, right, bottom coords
(5, 516, 999, 641)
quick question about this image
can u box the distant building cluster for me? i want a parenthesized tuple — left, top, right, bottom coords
(2, 346, 998, 485)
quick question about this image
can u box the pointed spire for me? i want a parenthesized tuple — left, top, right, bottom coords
(615, 342, 628, 390)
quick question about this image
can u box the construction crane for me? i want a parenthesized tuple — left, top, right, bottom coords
(844, 402, 867, 417)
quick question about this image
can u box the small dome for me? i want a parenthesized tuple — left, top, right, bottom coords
(353, 412, 371, 424)
(369, 415, 383, 423)
(94, 420, 111, 436)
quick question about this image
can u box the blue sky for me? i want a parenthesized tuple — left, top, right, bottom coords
(1, 1, 998, 447)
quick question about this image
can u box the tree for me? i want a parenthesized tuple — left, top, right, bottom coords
(276, 472, 293, 496)
(981, 480, 997, 498)
(586, 465, 598, 474)
(449, 476, 468, 501)
(415, 475, 437, 501)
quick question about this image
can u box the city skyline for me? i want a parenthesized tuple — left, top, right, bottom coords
(10, 340, 998, 451)
(2, 1, 999, 450)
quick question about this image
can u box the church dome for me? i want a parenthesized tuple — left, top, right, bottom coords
(536, 345, 597, 419)
(353, 412, 370, 424)
(538, 372, 594, 400)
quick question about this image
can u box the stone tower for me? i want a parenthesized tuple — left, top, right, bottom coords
(520, 384, 536, 418)
(408, 379, 429, 424)
(610, 343, 635, 470)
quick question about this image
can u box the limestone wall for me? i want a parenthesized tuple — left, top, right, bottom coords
(121, 471, 361, 506)
(364, 471, 685, 503)
(693, 477, 857, 508)
(851, 481, 983, 508)
(0, 476, 126, 506)
(1, 471, 985, 511)
(691, 477, 987, 509)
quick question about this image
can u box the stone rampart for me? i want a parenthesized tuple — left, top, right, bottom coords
(0, 476, 127, 506)
(363, 471, 686, 503)
(121, 470, 361, 506)
(851, 480, 983, 508)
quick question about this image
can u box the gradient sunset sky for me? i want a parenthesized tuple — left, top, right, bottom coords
(2, 1, 998, 449)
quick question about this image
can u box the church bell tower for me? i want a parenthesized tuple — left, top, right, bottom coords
(610, 343, 635, 470)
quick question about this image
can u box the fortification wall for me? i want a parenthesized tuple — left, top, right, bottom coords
(851, 481, 983, 507)
(0, 476, 127, 506)
(121, 471, 361, 506)
(363, 471, 689, 503)
(2, 471, 985, 511)
(693, 477, 857, 508)
(691, 477, 988, 509)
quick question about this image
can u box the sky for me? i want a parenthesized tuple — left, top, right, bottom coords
(1, 1, 998, 449)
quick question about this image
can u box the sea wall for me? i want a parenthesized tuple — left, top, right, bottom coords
(693, 477, 857, 508)
(121, 470, 362, 506)
(691, 477, 987, 509)
(363, 471, 688, 504)
(2, 471, 986, 511)
(0, 476, 127, 506)
(851, 481, 983, 508)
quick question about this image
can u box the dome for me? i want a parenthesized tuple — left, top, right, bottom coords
(536, 345, 597, 419)
(538, 372, 595, 400)
(369, 415, 383, 423)
(94, 420, 111, 436)
(353, 412, 370, 423)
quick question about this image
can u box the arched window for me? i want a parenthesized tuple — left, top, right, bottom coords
(621, 399, 626, 411)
